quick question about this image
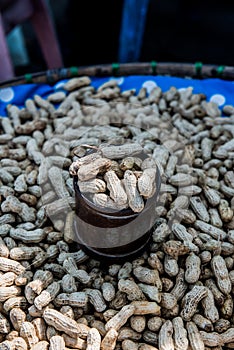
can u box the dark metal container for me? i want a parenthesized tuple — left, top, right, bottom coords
(73, 164, 161, 263)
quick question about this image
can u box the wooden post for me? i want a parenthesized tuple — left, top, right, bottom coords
(30, 0, 63, 69)
(0, 12, 14, 81)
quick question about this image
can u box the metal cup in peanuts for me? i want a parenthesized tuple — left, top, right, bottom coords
(2, 76, 234, 349)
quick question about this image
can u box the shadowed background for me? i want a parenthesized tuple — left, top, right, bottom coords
(6, 0, 234, 75)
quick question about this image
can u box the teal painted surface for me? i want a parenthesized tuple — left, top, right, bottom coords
(7, 26, 29, 67)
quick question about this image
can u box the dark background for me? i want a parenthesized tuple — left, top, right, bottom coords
(16, 0, 234, 75)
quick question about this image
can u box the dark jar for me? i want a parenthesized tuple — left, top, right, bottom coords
(73, 166, 161, 263)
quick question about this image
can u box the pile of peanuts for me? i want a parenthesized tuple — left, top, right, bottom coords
(69, 143, 157, 212)
(0, 75, 234, 349)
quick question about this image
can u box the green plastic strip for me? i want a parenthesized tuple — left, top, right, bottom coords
(24, 73, 33, 83)
(151, 61, 157, 75)
(217, 65, 225, 76)
(70, 66, 79, 76)
(195, 61, 203, 75)
(112, 63, 120, 76)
